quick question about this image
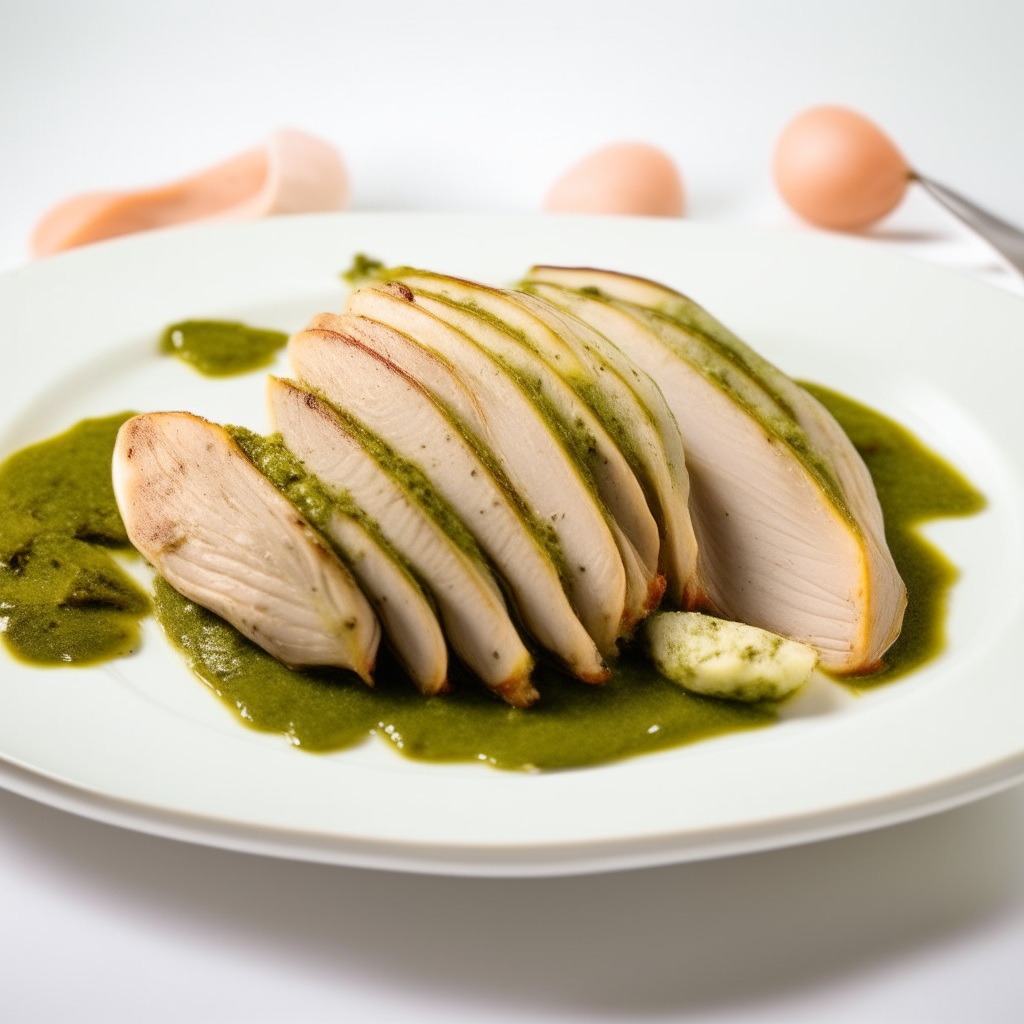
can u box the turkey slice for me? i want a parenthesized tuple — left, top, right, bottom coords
(112, 412, 380, 680)
(524, 267, 905, 673)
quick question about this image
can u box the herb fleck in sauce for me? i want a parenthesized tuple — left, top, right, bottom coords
(0, 414, 150, 665)
(160, 320, 288, 376)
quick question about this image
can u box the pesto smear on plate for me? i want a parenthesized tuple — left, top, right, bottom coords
(0, 387, 985, 768)
(160, 320, 288, 376)
(0, 413, 150, 664)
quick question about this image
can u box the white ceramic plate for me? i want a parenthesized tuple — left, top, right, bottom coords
(1, 213, 1022, 877)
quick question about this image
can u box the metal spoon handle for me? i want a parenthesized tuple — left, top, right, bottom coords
(914, 173, 1024, 277)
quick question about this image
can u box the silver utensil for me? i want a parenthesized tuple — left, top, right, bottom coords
(914, 174, 1024, 278)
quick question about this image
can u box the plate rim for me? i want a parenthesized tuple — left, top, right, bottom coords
(2, 744, 1023, 877)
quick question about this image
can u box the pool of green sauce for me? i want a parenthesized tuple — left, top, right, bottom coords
(0, 414, 150, 665)
(0, 386, 986, 769)
(160, 320, 288, 376)
(153, 576, 772, 768)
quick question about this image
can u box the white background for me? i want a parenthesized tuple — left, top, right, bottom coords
(2, 1, 1024, 1020)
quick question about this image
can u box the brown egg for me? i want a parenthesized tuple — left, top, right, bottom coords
(544, 143, 685, 217)
(774, 107, 910, 230)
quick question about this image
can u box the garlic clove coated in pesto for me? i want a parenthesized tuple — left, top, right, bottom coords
(646, 611, 818, 702)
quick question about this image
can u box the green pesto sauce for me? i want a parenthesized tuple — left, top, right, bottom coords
(317, 396, 490, 567)
(342, 253, 385, 284)
(800, 383, 986, 686)
(0, 383, 984, 769)
(153, 576, 772, 767)
(497, 356, 601, 478)
(150, 382, 985, 768)
(160, 320, 288, 377)
(0, 414, 150, 665)
(226, 426, 340, 535)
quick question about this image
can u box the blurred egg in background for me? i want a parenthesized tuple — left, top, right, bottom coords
(544, 143, 685, 217)
(773, 106, 910, 230)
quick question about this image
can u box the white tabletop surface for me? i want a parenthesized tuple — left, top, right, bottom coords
(2, 2, 1024, 1020)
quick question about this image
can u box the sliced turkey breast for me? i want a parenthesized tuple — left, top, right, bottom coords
(226, 426, 448, 697)
(376, 271, 663, 580)
(507, 288, 697, 606)
(523, 267, 906, 673)
(112, 412, 380, 680)
(267, 377, 538, 706)
(345, 284, 662, 635)
(341, 286, 629, 654)
(289, 323, 608, 683)
(328, 512, 448, 695)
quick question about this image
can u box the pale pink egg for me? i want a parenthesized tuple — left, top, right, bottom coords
(32, 129, 348, 257)
(774, 107, 910, 230)
(544, 143, 685, 217)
